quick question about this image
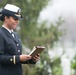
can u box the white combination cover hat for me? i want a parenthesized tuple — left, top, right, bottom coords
(0, 4, 22, 21)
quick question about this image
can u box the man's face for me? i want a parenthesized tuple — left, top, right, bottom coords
(5, 16, 19, 30)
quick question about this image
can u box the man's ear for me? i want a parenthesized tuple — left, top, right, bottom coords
(4, 16, 8, 22)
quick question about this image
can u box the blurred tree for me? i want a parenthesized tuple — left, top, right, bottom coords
(71, 56, 76, 75)
(0, 0, 64, 75)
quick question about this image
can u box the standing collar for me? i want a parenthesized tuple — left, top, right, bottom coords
(2, 25, 13, 33)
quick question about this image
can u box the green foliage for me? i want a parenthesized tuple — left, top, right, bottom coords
(71, 56, 76, 69)
(50, 57, 62, 75)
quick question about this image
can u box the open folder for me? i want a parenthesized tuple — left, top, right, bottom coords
(29, 46, 45, 57)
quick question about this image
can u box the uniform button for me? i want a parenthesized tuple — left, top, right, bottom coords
(18, 50, 20, 52)
(17, 44, 19, 46)
(10, 58, 13, 61)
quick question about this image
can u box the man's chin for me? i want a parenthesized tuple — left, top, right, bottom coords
(13, 26, 17, 29)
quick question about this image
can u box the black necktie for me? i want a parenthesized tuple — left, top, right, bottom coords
(11, 32, 18, 43)
(11, 32, 15, 38)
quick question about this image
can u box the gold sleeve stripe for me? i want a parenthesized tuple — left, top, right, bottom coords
(13, 55, 16, 64)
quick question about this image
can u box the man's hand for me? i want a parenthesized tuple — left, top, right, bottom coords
(20, 54, 31, 62)
(31, 53, 40, 62)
